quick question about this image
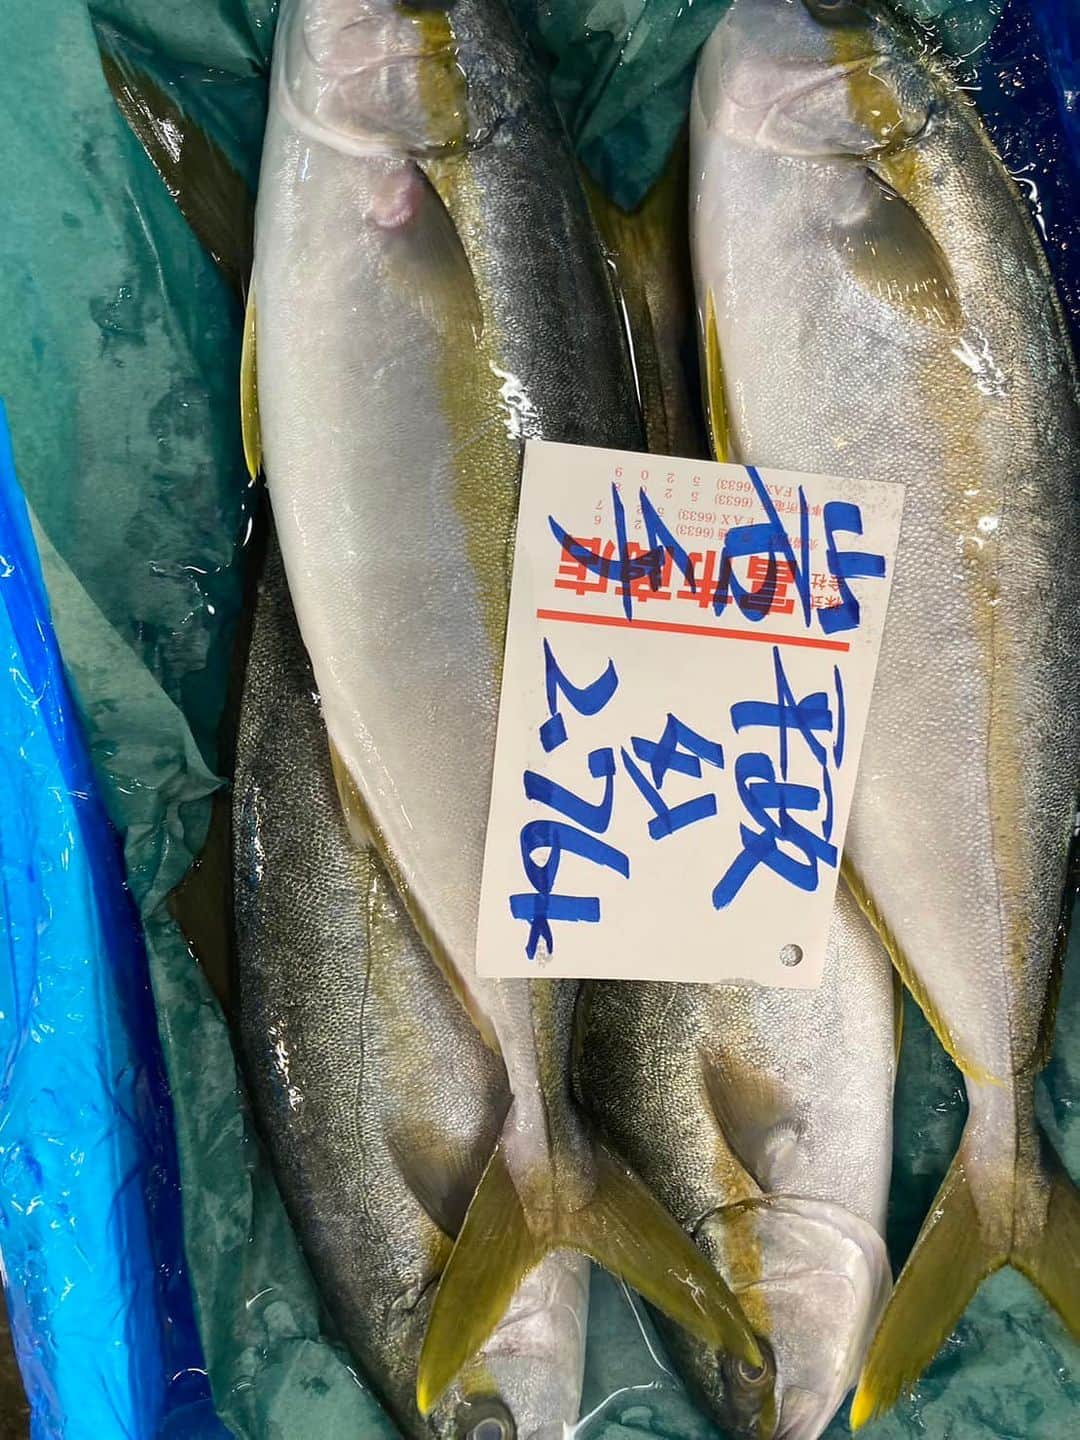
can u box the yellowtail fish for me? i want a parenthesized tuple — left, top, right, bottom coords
(690, 0, 1080, 1423)
(246, 0, 763, 1416)
(577, 882, 897, 1440)
(234, 537, 590, 1439)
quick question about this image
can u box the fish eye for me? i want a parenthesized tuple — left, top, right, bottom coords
(802, 0, 867, 25)
(454, 1396, 517, 1440)
(737, 1356, 771, 1388)
(722, 1337, 776, 1394)
(713, 1340, 777, 1439)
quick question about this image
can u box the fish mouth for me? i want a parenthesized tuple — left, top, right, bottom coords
(695, 1196, 891, 1440)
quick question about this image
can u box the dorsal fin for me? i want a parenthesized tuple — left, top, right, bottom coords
(97, 40, 253, 297)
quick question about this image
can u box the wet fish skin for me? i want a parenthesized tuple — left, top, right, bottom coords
(254, 0, 641, 1150)
(691, 0, 1080, 1420)
(585, 135, 709, 460)
(233, 538, 589, 1440)
(252, 0, 761, 1404)
(577, 882, 895, 1440)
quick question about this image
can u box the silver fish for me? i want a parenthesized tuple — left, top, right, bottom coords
(690, 0, 1080, 1423)
(233, 537, 590, 1440)
(248, 0, 761, 1412)
(577, 882, 896, 1440)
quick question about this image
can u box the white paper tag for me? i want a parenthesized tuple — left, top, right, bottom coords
(477, 441, 904, 987)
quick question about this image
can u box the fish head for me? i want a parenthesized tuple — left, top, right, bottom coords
(275, 0, 469, 155)
(427, 1252, 589, 1440)
(668, 1196, 889, 1440)
(694, 0, 935, 163)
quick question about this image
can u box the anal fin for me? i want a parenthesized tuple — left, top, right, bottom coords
(841, 857, 995, 1085)
(702, 289, 731, 463)
(241, 284, 261, 480)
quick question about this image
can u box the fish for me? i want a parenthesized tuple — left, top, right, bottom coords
(690, 0, 1080, 1422)
(577, 881, 897, 1440)
(233, 535, 591, 1440)
(584, 134, 709, 459)
(246, 0, 763, 1415)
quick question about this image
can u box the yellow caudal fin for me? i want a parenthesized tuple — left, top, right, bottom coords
(241, 285, 261, 480)
(1012, 1139, 1080, 1337)
(416, 1140, 763, 1415)
(850, 1147, 1006, 1428)
(416, 1146, 542, 1416)
(851, 1118, 1080, 1429)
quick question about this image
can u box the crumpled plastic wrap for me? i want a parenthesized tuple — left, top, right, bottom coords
(0, 408, 216, 1439)
(0, 1, 1075, 1438)
(0, 2, 391, 1434)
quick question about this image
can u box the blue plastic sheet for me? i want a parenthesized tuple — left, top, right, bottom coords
(0, 405, 216, 1439)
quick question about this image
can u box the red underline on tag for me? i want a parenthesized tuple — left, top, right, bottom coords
(535, 609, 851, 652)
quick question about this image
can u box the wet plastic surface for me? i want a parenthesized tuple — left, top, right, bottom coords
(0, 1, 1074, 1437)
(0, 409, 216, 1438)
(0, 3, 389, 1435)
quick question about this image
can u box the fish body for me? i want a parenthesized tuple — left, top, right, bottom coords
(691, 0, 1080, 1419)
(577, 883, 895, 1439)
(233, 538, 589, 1440)
(252, 0, 760, 1411)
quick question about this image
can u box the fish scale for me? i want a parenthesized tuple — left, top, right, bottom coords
(577, 881, 896, 1440)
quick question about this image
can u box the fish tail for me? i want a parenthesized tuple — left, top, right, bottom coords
(1011, 1129, 1080, 1338)
(416, 1137, 762, 1415)
(850, 1083, 1080, 1429)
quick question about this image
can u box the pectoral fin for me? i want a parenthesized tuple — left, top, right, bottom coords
(831, 167, 962, 334)
(376, 162, 483, 343)
(702, 1058, 798, 1195)
(387, 1123, 503, 1242)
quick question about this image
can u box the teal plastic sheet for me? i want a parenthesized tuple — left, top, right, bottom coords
(0, 2, 391, 1434)
(0, 407, 216, 1439)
